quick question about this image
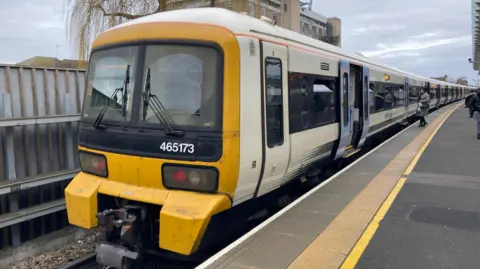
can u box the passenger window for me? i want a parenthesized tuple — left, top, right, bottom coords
(408, 85, 418, 104)
(383, 85, 396, 110)
(265, 57, 283, 148)
(342, 73, 348, 127)
(396, 86, 405, 108)
(369, 82, 376, 113)
(364, 76, 369, 120)
(301, 77, 310, 129)
(372, 81, 385, 112)
(288, 72, 338, 134)
(312, 79, 335, 126)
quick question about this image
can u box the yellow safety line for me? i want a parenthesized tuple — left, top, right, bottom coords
(340, 177, 407, 269)
(340, 104, 461, 269)
(404, 103, 461, 175)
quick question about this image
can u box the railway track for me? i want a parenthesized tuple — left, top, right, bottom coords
(58, 253, 97, 269)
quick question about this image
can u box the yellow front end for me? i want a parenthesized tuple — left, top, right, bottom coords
(65, 21, 241, 255)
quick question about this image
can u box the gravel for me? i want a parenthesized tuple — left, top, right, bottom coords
(2, 233, 99, 269)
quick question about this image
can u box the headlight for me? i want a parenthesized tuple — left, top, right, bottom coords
(162, 164, 218, 192)
(79, 151, 108, 177)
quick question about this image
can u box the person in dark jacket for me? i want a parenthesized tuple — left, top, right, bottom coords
(417, 88, 430, 127)
(470, 88, 480, 139)
(465, 93, 474, 118)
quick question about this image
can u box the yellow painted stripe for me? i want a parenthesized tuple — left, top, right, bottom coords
(403, 103, 461, 175)
(340, 104, 460, 269)
(340, 177, 407, 269)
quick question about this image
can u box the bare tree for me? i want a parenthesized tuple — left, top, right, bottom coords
(455, 76, 468, 85)
(65, 0, 169, 60)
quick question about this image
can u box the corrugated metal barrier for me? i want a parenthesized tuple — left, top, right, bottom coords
(0, 64, 86, 250)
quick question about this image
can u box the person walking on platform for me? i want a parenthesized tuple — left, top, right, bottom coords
(470, 88, 480, 139)
(465, 94, 474, 118)
(417, 88, 430, 127)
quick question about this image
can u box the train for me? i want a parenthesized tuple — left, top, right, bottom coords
(64, 7, 474, 269)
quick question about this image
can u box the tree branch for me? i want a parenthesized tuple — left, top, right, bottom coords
(94, 3, 146, 19)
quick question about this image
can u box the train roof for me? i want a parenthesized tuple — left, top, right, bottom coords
(108, 7, 471, 88)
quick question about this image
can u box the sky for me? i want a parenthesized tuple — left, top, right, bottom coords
(0, 0, 477, 85)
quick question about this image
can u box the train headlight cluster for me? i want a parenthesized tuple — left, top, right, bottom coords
(79, 151, 108, 177)
(162, 164, 218, 192)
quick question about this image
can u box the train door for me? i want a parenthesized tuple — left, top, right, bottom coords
(436, 85, 440, 107)
(356, 66, 370, 148)
(254, 41, 290, 197)
(333, 60, 351, 160)
(404, 77, 409, 111)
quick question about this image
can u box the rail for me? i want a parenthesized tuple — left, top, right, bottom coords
(58, 253, 97, 269)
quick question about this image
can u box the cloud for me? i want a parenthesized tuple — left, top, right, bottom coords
(313, 0, 477, 84)
(0, 0, 477, 84)
(0, 0, 72, 63)
(352, 24, 407, 35)
(362, 35, 471, 58)
(409, 31, 444, 39)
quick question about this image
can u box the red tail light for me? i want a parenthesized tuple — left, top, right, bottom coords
(173, 170, 187, 182)
(162, 165, 218, 192)
(92, 159, 106, 170)
(79, 151, 108, 177)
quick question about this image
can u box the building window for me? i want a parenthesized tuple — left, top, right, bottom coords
(300, 21, 304, 33)
(265, 57, 283, 147)
(316, 27, 320, 39)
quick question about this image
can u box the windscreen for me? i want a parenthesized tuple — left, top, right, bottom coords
(81, 46, 138, 123)
(140, 45, 221, 129)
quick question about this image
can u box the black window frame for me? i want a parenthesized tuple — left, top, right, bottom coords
(264, 57, 284, 148)
(364, 75, 369, 120)
(288, 72, 338, 134)
(80, 40, 225, 133)
(342, 72, 349, 127)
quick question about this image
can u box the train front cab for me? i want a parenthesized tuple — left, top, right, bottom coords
(64, 20, 243, 263)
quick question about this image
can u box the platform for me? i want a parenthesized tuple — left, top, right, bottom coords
(195, 102, 478, 269)
(354, 105, 480, 269)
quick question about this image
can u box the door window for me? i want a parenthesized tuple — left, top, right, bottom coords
(265, 57, 284, 148)
(364, 76, 369, 120)
(342, 73, 349, 127)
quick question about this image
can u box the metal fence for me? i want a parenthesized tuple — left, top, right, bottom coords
(0, 65, 86, 250)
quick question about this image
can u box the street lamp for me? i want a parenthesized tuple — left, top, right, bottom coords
(468, 58, 480, 64)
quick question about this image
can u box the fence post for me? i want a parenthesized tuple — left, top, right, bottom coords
(0, 93, 21, 247)
(64, 93, 75, 170)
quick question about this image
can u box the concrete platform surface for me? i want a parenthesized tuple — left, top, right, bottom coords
(356, 107, 480, 269)
(196, 103, 462, 269)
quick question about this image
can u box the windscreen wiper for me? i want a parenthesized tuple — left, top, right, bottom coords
(93, 65, 130, 129)
(142, 68, 184, 136)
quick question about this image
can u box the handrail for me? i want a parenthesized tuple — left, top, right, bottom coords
(0, 114, 80, 127)
(0, 169, 80, 196)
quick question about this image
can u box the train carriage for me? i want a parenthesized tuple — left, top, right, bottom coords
(64, 8, 474, 269)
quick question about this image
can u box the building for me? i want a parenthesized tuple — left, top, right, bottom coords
(471, 0, 480, 70)
(165, 0, 341, 47)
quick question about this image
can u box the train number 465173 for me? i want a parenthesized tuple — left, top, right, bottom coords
(160, 142, 195, 154)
